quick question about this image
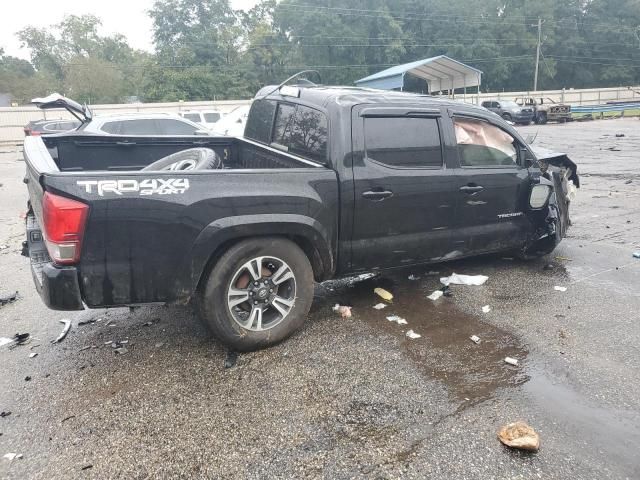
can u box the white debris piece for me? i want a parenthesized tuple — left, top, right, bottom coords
(440, 273, 488, 286)
(372, 303, 387, 310)
(408, 274, 420, 281)
(333, 304, 352, 318)
(427, 290, 443, 301)
(374, 287, 394, 302)
(406, 330, 421, 339)
(554, 286, 567, 292)
(482, 305, 491, 313)
(0, 337, 13, 347)
(3, 453, 23, 461)
(29, 352, 38, 358)
(386, 315, 408, 325)
(51, 319, 71, 343)
(504, 357, 519, 366)
(470, 335, 481, 344)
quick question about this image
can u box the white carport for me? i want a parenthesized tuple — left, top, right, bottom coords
(355, 55, 483, 101)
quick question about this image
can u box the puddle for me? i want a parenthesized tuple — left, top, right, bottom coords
(315, 272, 529, 407)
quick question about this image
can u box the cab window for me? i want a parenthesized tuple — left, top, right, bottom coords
(453, 118, 518, 167)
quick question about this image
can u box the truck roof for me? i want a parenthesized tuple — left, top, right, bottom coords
(256, 85, 487, 114)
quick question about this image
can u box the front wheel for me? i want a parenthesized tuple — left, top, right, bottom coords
(199, 237, 314, 352)
(501, 113, 513, 122)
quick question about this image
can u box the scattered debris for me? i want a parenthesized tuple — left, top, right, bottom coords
(374, 287, 393, 302)
(504, 357, 519, 366)
(441, 285, 453, 297)
(332, 304, 352, 318)
(3, 453, 23, 461)
(554, 256, 572, 262)
(79, 346, 92, 352)
(633, 251, 640, 259)
(470, 335, 481, 344)
(29, 352, 38, 358)
(143, 318, 160, 327)
(224, 351, 238, 369)
(61, 415, 75, 423)
(81, 465, 93, 471)
(24, 376, 31, 381)
(0, 291, 18, 306)
(481, 305, 491, 313)
(427, 290, 443, 301)
(407, 274, 420, 281)
(355, 273, 377, 281)
(52, 319, 71, 343)
(104, 319, 113, 327)
(426, 271, 440, 275)
(114, 347, 128, 355)
(606, 146, 621, 151)
(554, 286, 567, 292)
(372, 303, 387, 310)
(77, 318, 98, 326)
(497, 421, 540, 451)
(440, 273, 488, 286)
(625, 179, 632, 184)
(3, 333, 30, 348)
(0, 411, 11, 418)
(406, 330, 421, 339)
(543, 263, 554, 271)
(0, 337, 13, 347)
(386, 315, 408, 325)
(154, 342, 164, 348)
(615, 133, 625, 137)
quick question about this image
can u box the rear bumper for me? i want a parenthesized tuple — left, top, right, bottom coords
(26, 213, 84, 311)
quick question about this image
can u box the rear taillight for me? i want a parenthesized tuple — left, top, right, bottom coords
(42, 192, 89, 265)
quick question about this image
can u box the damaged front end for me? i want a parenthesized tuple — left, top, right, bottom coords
(522, 147, 579, 257)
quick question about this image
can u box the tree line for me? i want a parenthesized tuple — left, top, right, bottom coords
(1, 0, 639, 104)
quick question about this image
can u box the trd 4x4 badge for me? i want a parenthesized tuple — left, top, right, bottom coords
(77, 179, 190, 196)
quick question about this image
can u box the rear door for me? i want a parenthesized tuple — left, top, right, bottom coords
(448, 113, 532, 253)
(350, 105, 458, 270)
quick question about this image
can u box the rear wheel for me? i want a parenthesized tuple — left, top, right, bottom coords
(501, 113, 513, 122)
(535, 112, 548, 125)
(199, 237, 314, 351)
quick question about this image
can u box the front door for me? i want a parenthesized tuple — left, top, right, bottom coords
(449, 114, 532, 254)
(350, 106, 459, 271)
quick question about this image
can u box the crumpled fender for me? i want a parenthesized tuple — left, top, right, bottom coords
(530, 146, 580, 188)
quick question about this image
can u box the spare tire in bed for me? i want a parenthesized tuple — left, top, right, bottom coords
(142, 148, 222, 171)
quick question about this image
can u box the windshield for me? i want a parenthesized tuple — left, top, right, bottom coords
(501, 101, 519, 109)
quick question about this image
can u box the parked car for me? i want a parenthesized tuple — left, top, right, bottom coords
(179, 110, 223, 129)
(514, 97, 571, 124)
(481, 100, 535, 124)
(209, 105, 250, 136)
(23, 83, 578, 352)
(31, 94, 210, 136)
(24, 119, 81, 137)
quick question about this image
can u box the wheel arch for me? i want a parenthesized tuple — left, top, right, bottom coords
(182, 214, 336, 297)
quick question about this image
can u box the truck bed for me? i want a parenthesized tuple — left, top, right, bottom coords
(38, 134, 322, 172)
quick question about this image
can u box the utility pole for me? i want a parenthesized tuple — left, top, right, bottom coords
(534, 17, 541, 92)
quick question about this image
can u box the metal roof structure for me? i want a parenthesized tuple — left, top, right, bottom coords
(354, 55, 483, 93)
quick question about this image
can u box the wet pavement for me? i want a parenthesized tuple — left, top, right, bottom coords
(1, 118, 640, 479)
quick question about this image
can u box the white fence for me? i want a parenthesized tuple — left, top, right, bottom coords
(1, 85, 639, 145)
(0, 99, 251, 146)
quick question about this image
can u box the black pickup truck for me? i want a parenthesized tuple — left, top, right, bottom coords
(23, 85, 578, 351)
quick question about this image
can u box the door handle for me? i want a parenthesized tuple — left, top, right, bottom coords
(459, 185, 484, 194)
(362, 190, 394, 201)
(115, 141, 136, 146)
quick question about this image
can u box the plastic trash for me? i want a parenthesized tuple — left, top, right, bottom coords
(504, 357, 519, 366)
(440, 273, 488, 286)
(406, 330, 421, 339)
(427, 290, 443, 301)
(633, 251, 640, 259)
(29, 352, 38, 358)
(386, 315, 408, 325)
(333, 304, 352, 318)
(374, 287, 393, 302)
(0, 291, 18, 306)
(470, 335, 481, 344)
(408, 274, 420, 281)
(481, 305, 491, 313)
(0, 337, 13, 347)
(554, 286, 567, 292)
(497, 421, 540, 451)
(372, 303, 387, 310)
(3, 453, 23, 461)
(52, 319, 71, 343)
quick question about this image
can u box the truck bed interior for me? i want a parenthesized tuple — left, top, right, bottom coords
(41, 135, 320, 172)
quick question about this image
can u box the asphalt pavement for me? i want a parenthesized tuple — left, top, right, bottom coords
(1, 118, 639, 479)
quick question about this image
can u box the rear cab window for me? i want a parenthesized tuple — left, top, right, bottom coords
(453, 117, 518, 167)
(245, 99, 328, 164)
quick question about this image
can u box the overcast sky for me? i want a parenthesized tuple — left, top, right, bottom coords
(0, 0, 259, 60)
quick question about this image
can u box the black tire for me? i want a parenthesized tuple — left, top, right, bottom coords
(501, 112, 513, 122)
(199, 237, 314, 352)
(142, 148, 222, 171)
(534, 112, 548, 125)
